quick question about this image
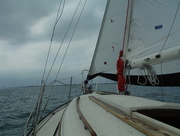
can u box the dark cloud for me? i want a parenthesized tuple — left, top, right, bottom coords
(51, 0, 106, 45)
(0, 0, 59, 45)
(0, 0, 106, 45)
(0, 0, 106, 87)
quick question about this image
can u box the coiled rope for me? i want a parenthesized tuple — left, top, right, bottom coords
(137, 64, 159, 86)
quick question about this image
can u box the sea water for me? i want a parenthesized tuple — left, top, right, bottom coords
(0, 84, 179, 136)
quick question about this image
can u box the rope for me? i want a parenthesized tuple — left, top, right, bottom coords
(42, 0, 66, 84)
(24, 0, 90, 135)
(55, 0, 87, 81)
(160, 63, 164, 102)
(39, 0, 87, 119)
(137, 64, 159, 86)
(159, 0, 180, 54)
(24, 0, 86, 134)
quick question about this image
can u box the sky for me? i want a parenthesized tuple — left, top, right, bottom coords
(0, 0, 107, 88)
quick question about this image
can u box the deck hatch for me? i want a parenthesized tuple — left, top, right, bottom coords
(136, 109, 180, 129)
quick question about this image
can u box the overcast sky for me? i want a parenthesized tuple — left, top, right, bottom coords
(0, 0, 107, 88)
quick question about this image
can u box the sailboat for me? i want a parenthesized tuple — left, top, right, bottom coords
(23, 0, 180, 136)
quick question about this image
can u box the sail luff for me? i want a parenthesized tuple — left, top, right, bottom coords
(121, 0, 133, 81)
(88, 0, 110, 80)
(122, 0, 132, 52)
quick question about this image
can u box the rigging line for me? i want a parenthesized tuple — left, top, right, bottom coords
(127, 67, 131, 85)
(59, 73, 82, 81)
(160, 63, 164, 102)
(55, 0, 66, 25)
(33, 0, 66, 127)
(41, 73, 81, 95)
(24, 99, 39, 135)
(46, 80, 83, 90)
(44, 0, 82, 83)
(40, 0, 87, 118)
(159, 0, 180, 54)
(55, 0, 88, 81)
(42, 0, 66, 83)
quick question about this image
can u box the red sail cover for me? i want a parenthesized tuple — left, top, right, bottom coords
(116, 50, 126, 92)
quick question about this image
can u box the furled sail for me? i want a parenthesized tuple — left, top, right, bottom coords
(87, 0, 129, 81)
(126, 0, 180, 86)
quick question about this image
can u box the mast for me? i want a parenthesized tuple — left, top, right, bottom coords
(115, 0, 132, 93)
(121, 0, 132, 76)
(122, 0, 132, 53)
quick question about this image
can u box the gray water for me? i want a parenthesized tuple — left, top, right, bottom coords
(0, 84, 179, 136)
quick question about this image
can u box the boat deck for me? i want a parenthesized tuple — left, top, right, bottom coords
(32, 92, 180, 136)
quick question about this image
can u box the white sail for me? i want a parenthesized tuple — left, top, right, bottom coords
(126, 0, 180, 86)
(88, 0, 180, 86)
(88, 0, 129, 81)
(126, 0, 180, 65)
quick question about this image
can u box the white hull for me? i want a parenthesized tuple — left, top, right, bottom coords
(28, 92, 180, 136)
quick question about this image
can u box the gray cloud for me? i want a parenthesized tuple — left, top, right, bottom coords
(0, 0, 106, 87)
(0, 0, 59, 44)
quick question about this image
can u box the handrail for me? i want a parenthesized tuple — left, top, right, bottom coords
(76, 96, 97, 136)
(53, 103, 69, 136)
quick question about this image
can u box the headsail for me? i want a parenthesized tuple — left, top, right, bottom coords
(87, 0, 129, 81)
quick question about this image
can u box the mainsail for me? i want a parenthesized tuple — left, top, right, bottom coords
(126, 0, 180, 86)
(88, 0, 180, 86)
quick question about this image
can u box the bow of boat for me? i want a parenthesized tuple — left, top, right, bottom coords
(28, 92, 180, 136)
